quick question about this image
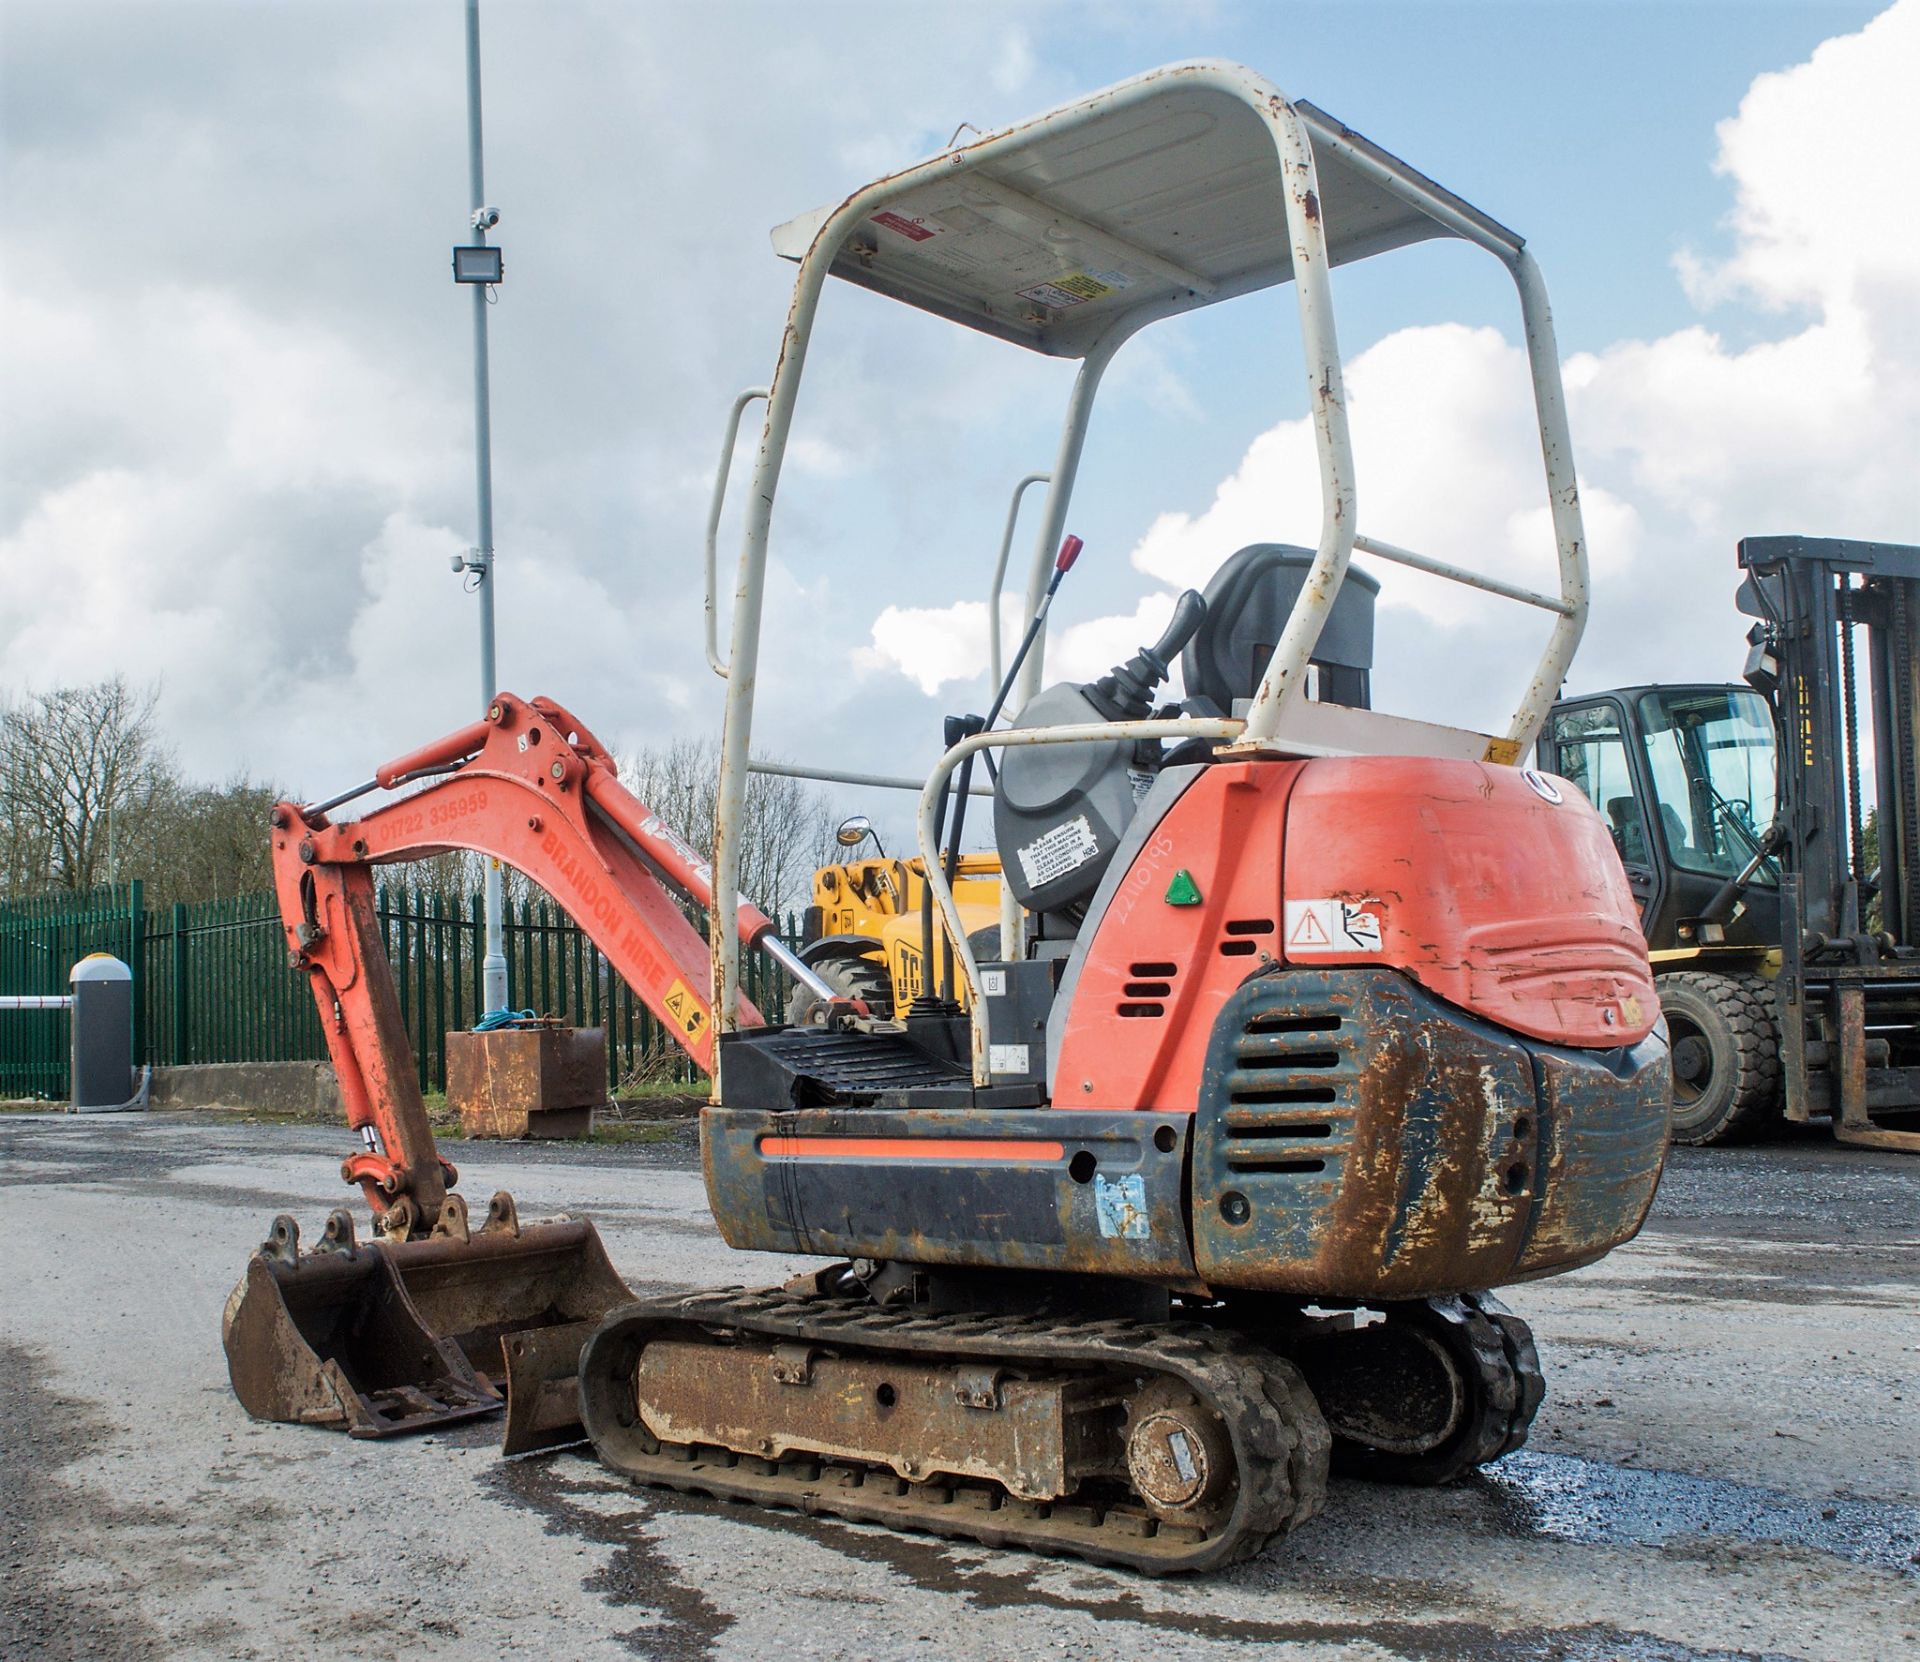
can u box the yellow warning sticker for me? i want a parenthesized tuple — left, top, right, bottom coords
(661, 979, 709, 1042)
(1016, 267, 1134, 309)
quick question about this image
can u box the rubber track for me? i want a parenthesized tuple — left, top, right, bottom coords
(1463, 1292, 1545, 1462)
(1317, 1293, 1544, 1485)
(580, 1286, 1331, 1575)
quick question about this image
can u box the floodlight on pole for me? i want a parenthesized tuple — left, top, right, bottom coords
(452, 244, 504, 284)
(459, 0, 509, 1015)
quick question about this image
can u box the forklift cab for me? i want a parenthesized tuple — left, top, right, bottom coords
(1543, 685, 1781, 956)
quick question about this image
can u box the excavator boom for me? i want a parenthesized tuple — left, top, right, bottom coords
(228, 692, 802, 1445)
(274, 692, 769, 1230)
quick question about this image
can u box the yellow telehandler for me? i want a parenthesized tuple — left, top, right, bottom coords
(793, 816, 1003, 1018)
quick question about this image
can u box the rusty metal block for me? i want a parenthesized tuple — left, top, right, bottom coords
(633, 1337, 1124, 1502)
(446, 1025, 607, 1139)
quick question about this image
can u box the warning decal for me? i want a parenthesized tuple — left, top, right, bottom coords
(871, 209, 946, 242)
(1284, 899, 1384, 955)
(1016, 268, 1134, 309)
(661, 978, 710, 1043)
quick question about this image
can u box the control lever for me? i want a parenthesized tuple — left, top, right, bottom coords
(934, 536, 1090, 998)
(1087, 589, 1207, 721)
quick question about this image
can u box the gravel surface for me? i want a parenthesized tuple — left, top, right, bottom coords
(2, 1110, 1915, 1661)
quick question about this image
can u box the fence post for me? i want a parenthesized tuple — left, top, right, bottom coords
(170, 902, 189, 1066)
(128, 880, 146, 1068)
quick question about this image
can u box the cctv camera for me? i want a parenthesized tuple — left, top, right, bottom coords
(471, 206, 501, 230)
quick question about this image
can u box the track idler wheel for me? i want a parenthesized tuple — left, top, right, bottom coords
(1295, 1293, 1543, 1485)
(1125, 1377, 1237, 1531)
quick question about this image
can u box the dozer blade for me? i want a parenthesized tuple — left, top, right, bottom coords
(222, 1212, 500, 1438)
(379, 1192, 635, 1454)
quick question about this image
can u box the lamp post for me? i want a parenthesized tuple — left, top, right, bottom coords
(450, 0, 508, 1014)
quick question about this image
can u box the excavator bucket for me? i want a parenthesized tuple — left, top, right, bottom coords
(380, 1193, 636, 1455)
(222, 1195, 634, 1449)
(222, 1213, 500, 1438)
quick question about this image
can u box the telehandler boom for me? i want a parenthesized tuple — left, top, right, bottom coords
(227, 61, 1672, 1572)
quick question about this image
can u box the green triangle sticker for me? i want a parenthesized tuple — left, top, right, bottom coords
(1164, 869, 1203, 907)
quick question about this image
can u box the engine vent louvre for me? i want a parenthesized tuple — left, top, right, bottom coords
(1221, 1006, 1356, 1173)
(1220, 917, 1276, 958)
(1118, 960, 1178, 1019)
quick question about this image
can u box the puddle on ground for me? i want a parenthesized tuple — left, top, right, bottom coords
(1479, 1449, 1920, 1576)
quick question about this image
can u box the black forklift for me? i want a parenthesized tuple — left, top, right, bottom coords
(1543, 535, 1920, 1151)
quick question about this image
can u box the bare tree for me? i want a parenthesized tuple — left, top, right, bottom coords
(134, 775, 285, 909)
(0, 678, 174, 897)
(624, 739, 841, 920)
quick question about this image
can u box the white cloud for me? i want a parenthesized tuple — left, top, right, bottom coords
(992, 31, 1038, 96)
(862, 588, 1191, 702)
(1677, 1, 1920, 320)
(1128, 322, 1644, 633)
(0, 1, 1097, 797)
(5, 0, 1917, 819)
(862, 597, 1013, 697)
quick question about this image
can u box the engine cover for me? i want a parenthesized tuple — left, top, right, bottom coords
(1049, 755, 1660, 1113)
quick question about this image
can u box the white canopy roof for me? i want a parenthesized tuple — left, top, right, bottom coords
(772, 65, 1522, 358)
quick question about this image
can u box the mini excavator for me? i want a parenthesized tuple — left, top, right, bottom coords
(225, 63, 1672, 1573)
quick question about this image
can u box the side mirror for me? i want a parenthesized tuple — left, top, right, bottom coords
(836, 815, 875, 849)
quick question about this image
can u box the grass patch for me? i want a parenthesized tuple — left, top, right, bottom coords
(588, 1121, 683, 1145)
(614, 1076, 710, 1102)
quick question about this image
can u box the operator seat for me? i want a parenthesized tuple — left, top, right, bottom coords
(1179, 543, 1379, 716)
(1608, 797, 1649, 865)
(1658, 803, 1693, 858)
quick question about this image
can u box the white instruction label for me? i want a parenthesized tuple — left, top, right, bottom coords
(980, 969, 1007, 997)
(1284, 898, 1384, 954)
(1017, 814, 1101, 892)
(989, 1043, 1030, 1075)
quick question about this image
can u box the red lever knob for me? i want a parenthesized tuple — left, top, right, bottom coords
(1055, 534, 1084, 573)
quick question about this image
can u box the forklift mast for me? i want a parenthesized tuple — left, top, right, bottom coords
(1738, 535, 1920, 1146)
(1737, 536, 1920, 954)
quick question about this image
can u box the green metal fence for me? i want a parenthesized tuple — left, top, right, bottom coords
(1, 882, 800, 1101)
(0, 883, 145, 1099)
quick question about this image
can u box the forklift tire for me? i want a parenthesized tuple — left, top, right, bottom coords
(785, 951, 895, 1026)
(1659, 971, 1782, 1145)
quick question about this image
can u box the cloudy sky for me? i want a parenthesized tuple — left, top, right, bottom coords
(3, 0, 1916, 848)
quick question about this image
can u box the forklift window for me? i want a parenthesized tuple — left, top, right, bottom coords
(1547, 703, 1648, 867)
(1635, 689, 1779, 883)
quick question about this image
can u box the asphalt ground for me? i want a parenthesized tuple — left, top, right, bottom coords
(2, 1110, 1916, 1662)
